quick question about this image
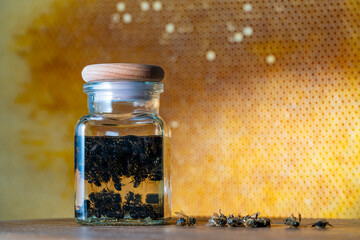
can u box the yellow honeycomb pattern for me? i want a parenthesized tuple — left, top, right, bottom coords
(0, 0, 359, 219)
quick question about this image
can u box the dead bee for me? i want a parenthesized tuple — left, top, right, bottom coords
(243, 212, 259, 228)
(175, 210, 196, 226)
(207, 210, 227, 227)
(244, 212, 271, 228)
(257, 217, 271, 227)
(240, 214, 252, 223)
(284, 213, 301, 228)
(176, 217, 186, 226)
(132, 176, 142, 188)
(112, 177, 124, 191)
(312, 220, 333, 229)
(227, 214, 244, 227)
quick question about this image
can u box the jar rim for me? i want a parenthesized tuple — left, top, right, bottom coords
(84, 81, 164, 93)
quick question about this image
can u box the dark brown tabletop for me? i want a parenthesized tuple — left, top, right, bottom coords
(0, 218, 359, 240)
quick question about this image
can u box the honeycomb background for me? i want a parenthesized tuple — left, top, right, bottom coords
(0, 0, 359, 220)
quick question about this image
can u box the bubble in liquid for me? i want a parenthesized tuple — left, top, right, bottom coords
(111, 13, 120, 23)
(170, 121, 179, 128)
(243, 3, 252, 12)
(206, 50, 216, 61)
(153, 1, 163, 11)
(243, 26, 253, 36)
(140, 1, 150, 11)
(233, 32, 243, 42)
(116, 2, 126, 12)
(226, 22, 235, 32)
(266, 55, 276, 64)
(165, 23, 175, 33)
(123, 13, 132, 23)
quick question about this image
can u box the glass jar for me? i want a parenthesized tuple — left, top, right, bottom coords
(74, 64, 171, 225)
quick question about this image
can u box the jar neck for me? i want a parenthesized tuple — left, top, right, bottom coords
(87, 92, 160, 114)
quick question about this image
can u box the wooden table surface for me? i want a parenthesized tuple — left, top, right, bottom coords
(0, 218, 359, 240)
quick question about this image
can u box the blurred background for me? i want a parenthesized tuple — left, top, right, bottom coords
(0, 0, 359, 220)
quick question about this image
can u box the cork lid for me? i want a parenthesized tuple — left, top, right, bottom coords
(81, 63, 164, 82)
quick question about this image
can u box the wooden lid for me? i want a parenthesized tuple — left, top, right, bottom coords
(81, 63, 164, 82)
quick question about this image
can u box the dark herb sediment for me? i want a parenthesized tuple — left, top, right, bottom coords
(75, 135, 164, 221)
(75, 190, 163, 220)
(76, 135, 163, 186)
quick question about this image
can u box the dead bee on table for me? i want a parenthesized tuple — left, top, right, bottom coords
(227, 214, 244, 227)
(175, 210, 196, 226)
(244, 212, 271, 228)
(257, 217, 271, 227)
(284, 213, 301, 228)
(243, 212, 259, 228)
(311, 220, 333, 229)
(207, 210, 227, 227)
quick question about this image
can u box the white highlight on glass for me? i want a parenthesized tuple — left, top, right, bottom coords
(116, 2, 126, 12)
(106, 131, 119, 136)
(140, 1, 150, 11)
(206, 50, 216, 61)
(153, 1, 163, 11)
(266, 55, 276, 64)
(123, 13, 132, 23)
(243, 3, 252, 12)
(165, 23, 175, 33)
(243, 26, 253, 36)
